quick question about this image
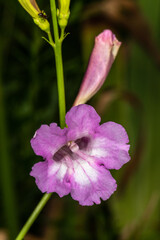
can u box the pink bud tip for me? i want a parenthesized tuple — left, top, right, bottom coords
(73, 30, 121, 106)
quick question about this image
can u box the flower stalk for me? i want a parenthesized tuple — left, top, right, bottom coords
(50, 0, 66, 128)
(15, 193, 52, 240)
(16, 0, 66, 239)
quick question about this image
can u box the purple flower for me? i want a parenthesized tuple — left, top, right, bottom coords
(30, 104, 130, 206)
(73, 30, 121, 106)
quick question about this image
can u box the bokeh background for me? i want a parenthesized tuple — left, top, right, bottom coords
(0, 0, 160, 239)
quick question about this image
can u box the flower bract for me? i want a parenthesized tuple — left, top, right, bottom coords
(30, 104, 130, 206)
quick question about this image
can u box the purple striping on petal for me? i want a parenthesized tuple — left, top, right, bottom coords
(30, 104, 130, 206)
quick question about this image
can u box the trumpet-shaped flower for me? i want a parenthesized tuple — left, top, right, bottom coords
(18, 0, 50, 32)
(30, 104, 130, 206)
(73, 30, 121, 106)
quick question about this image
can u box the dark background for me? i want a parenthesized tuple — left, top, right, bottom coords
(0, 0, 160, 239)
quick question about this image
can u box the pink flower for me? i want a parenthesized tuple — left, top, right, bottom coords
(30, 104, 130, 206)
(73, 30, 121, 106)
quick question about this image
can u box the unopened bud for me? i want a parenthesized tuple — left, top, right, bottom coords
(18, 0, 50, 33)
(73, 30, 121, 106)
(57, 0, 71, 28)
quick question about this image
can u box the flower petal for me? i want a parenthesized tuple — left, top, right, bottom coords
(97, 122, 129, 144)
(30, 148, 117, 205)
(70, 159, 117, 206)
(30, 160, 71, 197)
(90, 122, 130, 169)
(66, 104, 100, 140)
(31, 123, 67, 160)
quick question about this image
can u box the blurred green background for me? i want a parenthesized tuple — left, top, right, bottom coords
(0, 0, 160, 239)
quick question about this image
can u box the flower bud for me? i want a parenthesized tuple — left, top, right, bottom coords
(73, 30, 121, 106)
(57, 0, 71, 28)
(18, 0, 50, 33)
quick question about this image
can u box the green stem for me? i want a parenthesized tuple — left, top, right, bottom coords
(15, 193, 52, 240)
(50, 0, 66, 128)
(15, 1, 66, 239)
(60, 28, 65, 42)
(47, 30, 55, 47)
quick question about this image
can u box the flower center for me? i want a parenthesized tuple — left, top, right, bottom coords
(67, 141, 79, 153)
(53, 137, 90, 162)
